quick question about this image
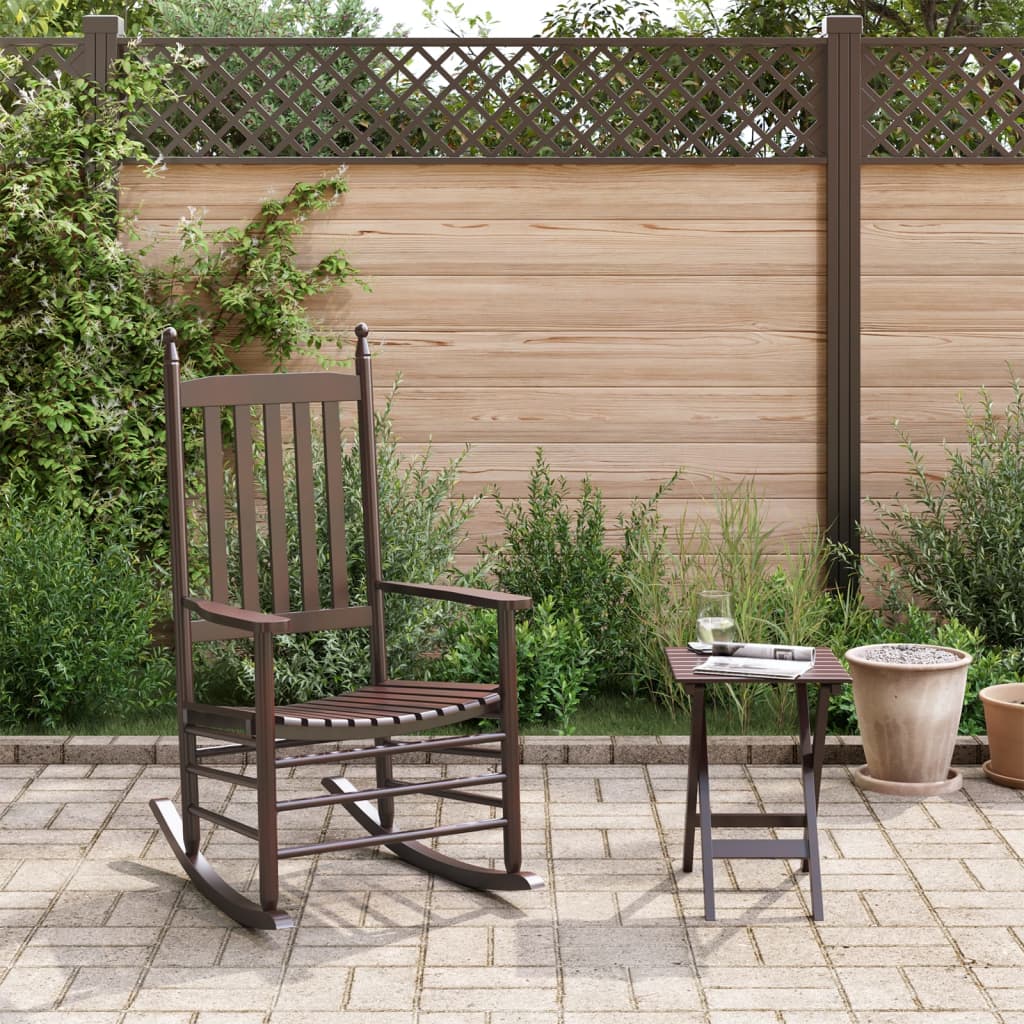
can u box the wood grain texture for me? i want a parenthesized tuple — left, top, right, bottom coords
(120, 162, 825, 220)
(862, 276, 1024, 332)
(862, 220, 1024, 277)
(232, 331, 824, 387)
(377, 386, 823, 443)
(130, 218, 823, 275)
(862, 333, 1024, 387)
(861, 387, 1022, 443)
(862, 164, 1024, 220)
(304, 275, 824, 331)
(397, 443, 821, 499)
(120, 161, 826, 556)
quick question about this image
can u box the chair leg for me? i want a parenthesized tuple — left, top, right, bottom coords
(500, 708, 523, 874)
(374, 737, 396, 830)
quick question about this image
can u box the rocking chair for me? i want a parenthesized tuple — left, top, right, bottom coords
(150, 323, 542, 929)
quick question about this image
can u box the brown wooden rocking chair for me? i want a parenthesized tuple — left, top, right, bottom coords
(150, 323, 542, 929)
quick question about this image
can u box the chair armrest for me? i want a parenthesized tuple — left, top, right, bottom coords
(380, 580, 532, 611)
(182, 597, 289, 633)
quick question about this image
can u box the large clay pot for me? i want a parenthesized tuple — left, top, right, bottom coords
(845, 643, 972, 796)
(980, 683, 1024, 790)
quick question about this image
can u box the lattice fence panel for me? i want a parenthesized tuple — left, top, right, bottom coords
(1, 38, 85, 91)
(863, 40, 1024, 158)
(129, 37, 826, 160)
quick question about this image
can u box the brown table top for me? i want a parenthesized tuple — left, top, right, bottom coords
(665, 646, 850, 688)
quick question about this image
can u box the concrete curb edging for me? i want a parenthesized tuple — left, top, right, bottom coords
(0, 734, 990, 766)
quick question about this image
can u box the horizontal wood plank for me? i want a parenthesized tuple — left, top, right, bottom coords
(307, 275, 823, 332)
(396, 442, 821, 499)
(377, 386, 823, 443)
(862, 386, 1022, 442)
(862, 276, 1024, 331)
(120, 162, 824, 221)
(129, 218, 823, 276)
(862, 220, 1024, 277)
(863, 164, 1024, 220)
(233, 331, 824, 386)
(862, 333, 1024, 387)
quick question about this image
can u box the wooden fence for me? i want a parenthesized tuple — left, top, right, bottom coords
(8, 15, 1024, 576)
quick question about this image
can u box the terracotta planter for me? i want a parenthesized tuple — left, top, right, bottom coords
(980, 683, 1024, 790)
(845, 643, 972, 796)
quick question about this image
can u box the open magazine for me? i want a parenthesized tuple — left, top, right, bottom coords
(693, 642, 816, 680)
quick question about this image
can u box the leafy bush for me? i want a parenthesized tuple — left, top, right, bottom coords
(432, 596, 594, 735)
(0, 492, 173, 732)
(862, 380, 1024, 647)
(0, 50, 362, 557)
(195, 388, 482, 706)
(482, 450, 675, 698)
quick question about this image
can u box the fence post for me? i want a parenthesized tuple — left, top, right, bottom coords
(824, 14, 862, 592)
(79, 14, 123, 85)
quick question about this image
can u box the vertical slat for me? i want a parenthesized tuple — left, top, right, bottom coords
(292, 402, 320, 611)
(263, 404, 290, 613)
(234, 405, 260, 609)
(322, 401, 349, 607)
(203, 405, 229, 604)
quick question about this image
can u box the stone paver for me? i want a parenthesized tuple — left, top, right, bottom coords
(0, 760, 1020, 1022)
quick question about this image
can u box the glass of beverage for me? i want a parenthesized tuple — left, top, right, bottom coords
(696, 590, 736, 644)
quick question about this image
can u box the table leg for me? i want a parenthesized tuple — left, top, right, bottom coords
(696, 708, 716, 921)
(681, 684, 703, 873)
(797, 682, 825, 921)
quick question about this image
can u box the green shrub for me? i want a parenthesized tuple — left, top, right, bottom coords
(482, 449, 676, 698)
(194, 387, 482, 706)
(432, 596, 594, 734)
(0, 492, 173, 732)
(862, 380, 1024, 647)
(0, 50, 362, 557)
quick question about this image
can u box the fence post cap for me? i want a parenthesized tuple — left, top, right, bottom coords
(822, 14, 863, 34)
(82, 14, 125, 34)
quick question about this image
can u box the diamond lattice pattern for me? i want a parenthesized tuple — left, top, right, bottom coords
(864, 41, 1024, 158)
(131, 38, 825, 160)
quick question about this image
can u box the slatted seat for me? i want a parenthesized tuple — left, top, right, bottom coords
(150, 323, 543, 929)
(276, 682, 499, 728)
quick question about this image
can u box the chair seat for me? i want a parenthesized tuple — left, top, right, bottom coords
(275, 680, 501, 729)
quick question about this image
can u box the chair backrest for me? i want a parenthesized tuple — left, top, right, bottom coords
(163, 324, 389, 689)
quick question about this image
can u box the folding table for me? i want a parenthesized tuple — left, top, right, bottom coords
(664, 647, 850, 921)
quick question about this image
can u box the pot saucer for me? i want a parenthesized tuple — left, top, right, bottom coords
(853, 765, 962, 796)
(982, 760, 1024, 790)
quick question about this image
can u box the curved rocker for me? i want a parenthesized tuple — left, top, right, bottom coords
(150, 799, 293, 930)
(323, 777, 543, 892)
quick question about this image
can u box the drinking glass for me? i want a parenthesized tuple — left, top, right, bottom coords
(696, 590, 736, 644)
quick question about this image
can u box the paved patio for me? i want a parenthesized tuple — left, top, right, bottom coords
(0, 758, 1022, 1024)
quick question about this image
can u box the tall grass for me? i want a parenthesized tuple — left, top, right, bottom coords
(627, 482, 836, 729)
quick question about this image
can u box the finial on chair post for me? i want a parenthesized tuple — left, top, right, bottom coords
(354, 322, 370, 357)
(162, 326, 179, 365)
